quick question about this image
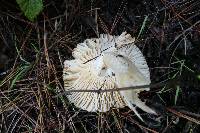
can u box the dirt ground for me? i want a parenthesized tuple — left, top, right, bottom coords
(1, 0, 200, 132)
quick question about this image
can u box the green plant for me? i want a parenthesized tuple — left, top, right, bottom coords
(137, 15, 148, 39)
(16, 0, 43, 21)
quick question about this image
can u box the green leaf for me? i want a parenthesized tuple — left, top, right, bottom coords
(197, 75, 200, 80)
(16, 0, 43, 21)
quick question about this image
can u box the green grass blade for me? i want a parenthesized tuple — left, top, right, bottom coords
(137, 15, 148, 39)
(10, 64, 31, 88)
(174, 86, 181, 105)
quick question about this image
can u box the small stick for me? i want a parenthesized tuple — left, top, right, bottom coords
(55, 80, 173, 97)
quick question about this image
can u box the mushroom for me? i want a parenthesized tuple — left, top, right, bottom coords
(63, 32, 155, 118)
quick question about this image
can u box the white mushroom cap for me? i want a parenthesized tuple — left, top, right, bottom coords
(63, 32, 150, 112)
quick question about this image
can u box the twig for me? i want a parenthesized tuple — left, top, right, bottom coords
(167, 20, 200, 49)
(110, 0, 127, 34)
(166, 107, 200, 125)
(128, 116, 159, 133)
(55, 80, 174, 97)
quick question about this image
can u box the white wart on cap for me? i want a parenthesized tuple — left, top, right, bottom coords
(63, 32, 150, 112)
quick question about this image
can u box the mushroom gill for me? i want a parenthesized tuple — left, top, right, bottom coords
(63, 32, 150, 112)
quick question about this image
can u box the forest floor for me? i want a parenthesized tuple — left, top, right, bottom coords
(1, 0, 200, 132)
